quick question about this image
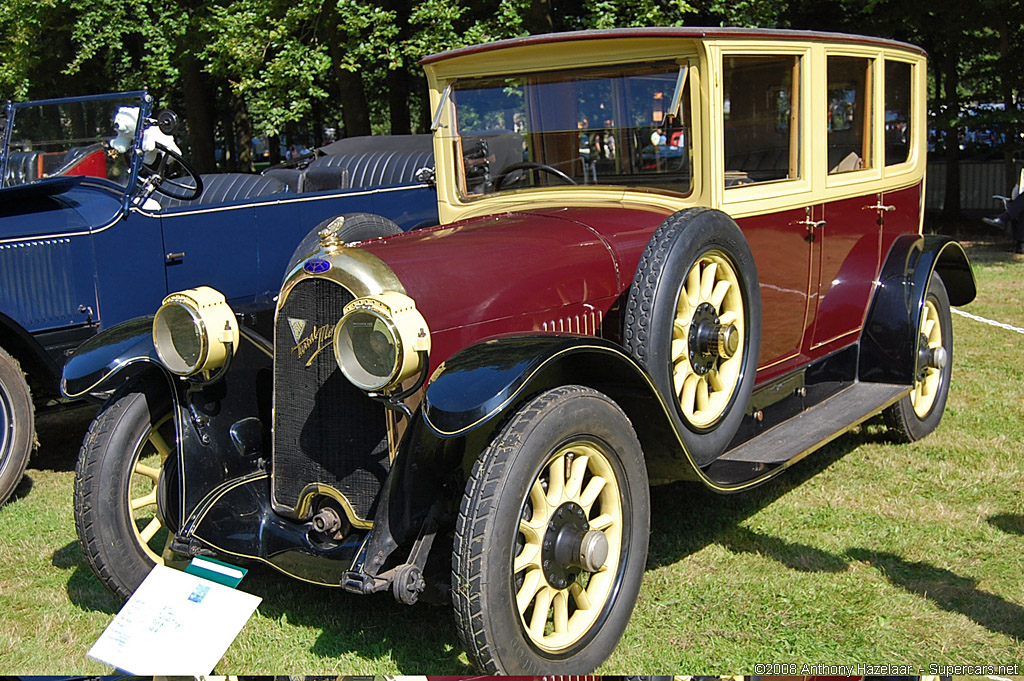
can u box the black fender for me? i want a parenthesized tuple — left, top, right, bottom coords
(860, 234, 976, 385)
(0, 309, 62, 398)
(60, 316, 166, 400)
(62, 314, 275, 544)
(357, 335, 705, 580)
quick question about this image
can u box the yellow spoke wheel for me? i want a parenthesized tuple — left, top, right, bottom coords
(670, 250, 746, 429)
(883, 272, 953, 443)
(514, 440, 622, 651)
(453, 386, 649, 673)
(911, 297, 943, 418)
(624, 208, 761, 464)
(127, 413, 175, 564)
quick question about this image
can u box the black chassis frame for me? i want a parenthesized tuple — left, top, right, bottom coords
(62, 233, 975, 599)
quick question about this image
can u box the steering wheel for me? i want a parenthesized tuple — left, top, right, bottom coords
(494, 161, 577, 191)
(139, 142, 203, 201)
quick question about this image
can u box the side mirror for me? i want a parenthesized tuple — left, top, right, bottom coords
(157, 110, 179, 135)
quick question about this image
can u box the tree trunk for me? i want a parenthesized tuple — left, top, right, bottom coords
(326, 18, 372, 138)
(525, 0, 554, 33)
(999, 18, 1016, 190)
(180, 55, 217, 174)
(387, 68, 412, 135)
(233, 93, 254, 173)
(336, 69, 372, 137)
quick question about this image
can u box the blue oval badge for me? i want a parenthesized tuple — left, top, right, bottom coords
(303, 258, 331, 274)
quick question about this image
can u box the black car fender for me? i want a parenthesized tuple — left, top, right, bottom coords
(60, 316, 166, 400)
(860, 234, 976, 385)
(365, 336, 702, 559)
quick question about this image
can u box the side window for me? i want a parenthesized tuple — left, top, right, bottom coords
(885, 60, 913, 166)
(722, 55, 801, 186)
(827, 56, 874, 173)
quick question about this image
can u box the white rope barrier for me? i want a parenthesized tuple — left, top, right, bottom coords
(953, 308, 1024, 335)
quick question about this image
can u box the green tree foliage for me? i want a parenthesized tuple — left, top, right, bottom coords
(1, 0, 1020, 205)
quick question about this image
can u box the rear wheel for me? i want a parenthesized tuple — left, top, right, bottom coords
(884, 272, 953, 442)
(0, 347, 34, 506)
(453, 385, 649, 673)
(74, 383, 176, 599)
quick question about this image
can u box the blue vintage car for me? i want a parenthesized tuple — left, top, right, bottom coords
(0, 90, 437, 505)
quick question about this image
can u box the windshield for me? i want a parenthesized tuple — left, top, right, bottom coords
(1, 91, 149, 189)
(447, 61, 692, 198)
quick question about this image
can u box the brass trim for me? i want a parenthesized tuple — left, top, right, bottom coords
(278, 245, 406, 311)
(283, 482, 375, 530)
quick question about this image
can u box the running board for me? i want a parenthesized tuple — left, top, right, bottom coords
(718, 382, 909, 465)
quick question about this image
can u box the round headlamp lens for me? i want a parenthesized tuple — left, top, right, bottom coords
(154, 302, 206, 375)
(335, 309, 399, 390)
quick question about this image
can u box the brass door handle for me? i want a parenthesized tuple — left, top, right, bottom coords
(798, 219, 827, 231)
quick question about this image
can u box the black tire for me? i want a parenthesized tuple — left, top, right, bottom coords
(624, 207, 761, 466)
(884, 272, 953, 442)
(315, 212, 403, 242)
(0, 347, 34, 506)
(453, 385, 650, 673)
(74, 382, 176, 600)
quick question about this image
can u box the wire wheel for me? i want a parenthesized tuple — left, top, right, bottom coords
(127, 413, 175, 564)
(514, 439, 622, 652)
(911, 296, 942, 418)
(671, 250, 746, 429)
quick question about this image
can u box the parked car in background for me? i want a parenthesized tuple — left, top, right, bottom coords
(65, 29, 976, 673)
(0, 90, 437, 505)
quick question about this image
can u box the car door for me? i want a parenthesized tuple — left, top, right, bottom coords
(160, 202, 261, 307)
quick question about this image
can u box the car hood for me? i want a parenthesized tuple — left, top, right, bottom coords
(357, 205, 668, 360)
(0, 177, 125, 241)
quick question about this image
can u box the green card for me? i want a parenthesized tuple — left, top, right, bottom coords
(184, 555, 248, 588)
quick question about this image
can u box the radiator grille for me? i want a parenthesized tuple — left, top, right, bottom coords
(273, 277, 389, 523)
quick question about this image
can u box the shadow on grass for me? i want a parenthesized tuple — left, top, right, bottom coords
(716, 526, 849, 573)
(988, 513, 1024, 536)
(53, 532, 470, 671)
(240, 566, 473, 672)
(52, 540, 121, 615)
(646, 421, 887, 570)
(845, 547, 1024, 640)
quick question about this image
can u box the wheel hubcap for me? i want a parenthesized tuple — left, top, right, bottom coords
(672, 251, 746, 428)
(513, 441, 622, 652)
(911, 298, 944, 418)
(127, 413, 175, 564)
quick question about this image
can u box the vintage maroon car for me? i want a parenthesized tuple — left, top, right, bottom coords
(64, 28, 975, 672)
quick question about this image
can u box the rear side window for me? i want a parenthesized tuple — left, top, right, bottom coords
(722, 55, 801, 186)
(827, 56, 875, 174)
(885, 60, 913, 166)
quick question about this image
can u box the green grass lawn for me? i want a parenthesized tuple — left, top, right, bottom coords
(0, 238, 1022, 674)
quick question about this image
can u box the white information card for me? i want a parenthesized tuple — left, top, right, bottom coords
(88, 564, 262, 674)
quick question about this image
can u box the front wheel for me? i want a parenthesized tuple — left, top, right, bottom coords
(74, 383, 176, 600)
(453, 385, 649, 673)
(884, 272, 953, 442)
(0, 347, 34, 506)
